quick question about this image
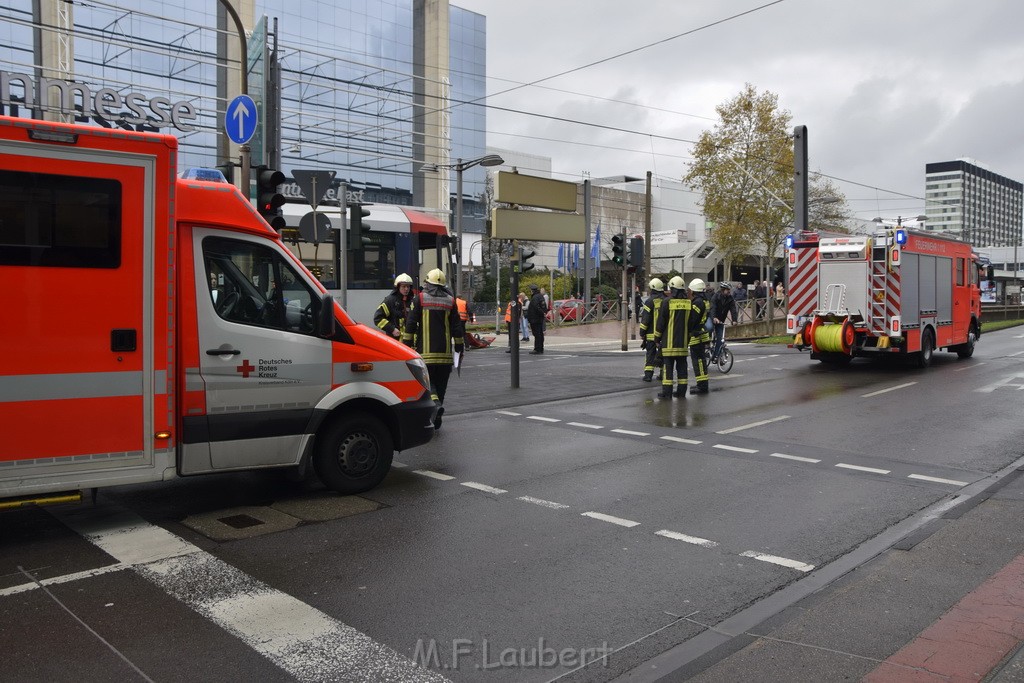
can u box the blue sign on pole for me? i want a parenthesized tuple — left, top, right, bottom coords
(225, 94, 258, 145)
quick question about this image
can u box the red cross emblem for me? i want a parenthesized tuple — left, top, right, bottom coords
(236, 359, 255, 378)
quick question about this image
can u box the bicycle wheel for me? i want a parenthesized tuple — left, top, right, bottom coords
(717, 346, 734, 373)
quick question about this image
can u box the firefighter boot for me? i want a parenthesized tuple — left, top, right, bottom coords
(433, 405, 445, 430)
(642, 370, 653, 382)
(674, 385, 687, 398)
(659, 384, 674, 399)
(689, 383, 709, 395)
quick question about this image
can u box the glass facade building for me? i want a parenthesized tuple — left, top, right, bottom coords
(925, 160, 1023, 248)
(0, 0, 487, 225)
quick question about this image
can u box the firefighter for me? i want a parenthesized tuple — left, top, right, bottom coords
(687, 278, 711, 394)
(638, 277, 666, 382)
(654, 276, 691, 398)
(373, 273, 414, 339)
(403, 268, 464, 430)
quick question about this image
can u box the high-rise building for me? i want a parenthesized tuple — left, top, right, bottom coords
(924, 159, 1023, 247)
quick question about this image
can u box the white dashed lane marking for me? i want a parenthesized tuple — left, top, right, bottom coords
(461, 482, 508, 495)
(611, 428, 650, 436)
(908, 474, 970, 486)
(740, 550, 815, 573)
(518, 496, 571, 510)
(581, 512, 641, 528)
(716, 415, 791, 434)
(413, 470, 456, 481)
(496, 410, 522, 416)
(713, 444, 758, 454)
(661, 435, 702, 445)
(655, 530, 719, 549)
(567, 422, 603, 429)
(836, 463, 891, 475)
(861, 381, 917, 398)
(527, 416, 560, 423)
(769, 452, 821, 463)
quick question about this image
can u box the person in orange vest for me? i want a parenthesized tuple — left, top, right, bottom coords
(456, 296, 476, 324)
(504, 293, 521, 353)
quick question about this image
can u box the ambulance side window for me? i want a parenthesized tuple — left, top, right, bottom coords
(203, 237, 318, 334)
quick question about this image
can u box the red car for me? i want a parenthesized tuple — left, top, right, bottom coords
(550, 298, 584, 322)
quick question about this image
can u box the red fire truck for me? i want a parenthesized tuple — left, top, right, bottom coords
(786, 225, 982, 367)
(0, 116, 437, 508)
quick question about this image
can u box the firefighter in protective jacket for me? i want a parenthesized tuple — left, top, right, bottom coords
(687, 278, 711, 394)
(654, 276, 691, 398)
(403, 268, 464, 429)
(638, 277, 666, 382)
(374, 273, 414, 339)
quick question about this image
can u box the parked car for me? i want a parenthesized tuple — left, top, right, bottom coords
(551, 298, 585, 322)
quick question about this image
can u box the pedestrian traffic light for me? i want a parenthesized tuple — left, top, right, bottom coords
(518, 247, 535, 273)
(611, 234, 625, 266)
(255, 166, 286, 231)
(349, 203, 371, 245)
(629, 236, 644, 267)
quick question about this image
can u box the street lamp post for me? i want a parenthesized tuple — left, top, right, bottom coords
(421, 154, 504, 298)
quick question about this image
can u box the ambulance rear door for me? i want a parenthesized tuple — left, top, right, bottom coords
(0, 125, 167, 497)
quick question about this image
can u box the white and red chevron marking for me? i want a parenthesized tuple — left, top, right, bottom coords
(787, 246, 819, 316)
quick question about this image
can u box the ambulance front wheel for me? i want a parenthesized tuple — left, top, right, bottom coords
(313, 412, 394, 495)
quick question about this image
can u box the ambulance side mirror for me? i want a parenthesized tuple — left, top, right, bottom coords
(317, 293, 336, 338)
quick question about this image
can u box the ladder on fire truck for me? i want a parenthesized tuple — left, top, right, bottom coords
(869, 257, 888, 335)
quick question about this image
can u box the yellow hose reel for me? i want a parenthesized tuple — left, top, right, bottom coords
(811, 320, 854, 354)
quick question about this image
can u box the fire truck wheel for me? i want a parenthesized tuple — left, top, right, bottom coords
(916, 329, 935, 368)
(955, 326, 977, 359)
(313, 412, 394, 495)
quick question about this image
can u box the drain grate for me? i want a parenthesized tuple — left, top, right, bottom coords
(218, 513, 264, 529)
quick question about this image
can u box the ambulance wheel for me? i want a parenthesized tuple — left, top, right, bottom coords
(313, 412, 394, 495)
(916, 329, 935, 368)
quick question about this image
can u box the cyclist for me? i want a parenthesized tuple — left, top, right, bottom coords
(710, 281, 738, 362)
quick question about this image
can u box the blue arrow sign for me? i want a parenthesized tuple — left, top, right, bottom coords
(225, 94, 257, 145)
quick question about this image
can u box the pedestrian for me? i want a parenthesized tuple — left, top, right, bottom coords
(541, 286, 551, 311)
(519, 292, 530, 341)
(654, 276, 691, 398)
(455, 296, 476, 325)
(687, 278, 711, 394)
(775, 280, 785, 306)
(525, 283, 548, 354)
(373, 273, 414, 340)
(710, 281, 738, 362)
(504, 293, 522, 353)
(753, 280, 767, 319)
(638, 277, 666, 382)
(403, 268, 464, 430)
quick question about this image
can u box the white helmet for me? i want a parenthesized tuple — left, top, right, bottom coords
(394, 273, 413, 287)
(648, 278, 664, 291)
(688, 278, 706, 292)
(668, 276, 686, 290)
(426, 268, 446, 285)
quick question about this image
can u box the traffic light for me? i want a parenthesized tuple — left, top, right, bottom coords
(255, 166, 286, 231)
(349, 203, 371, 245)
(518, 247, 535, 273)
(611, 234, 625, 266)
(629, 236, 644, 268)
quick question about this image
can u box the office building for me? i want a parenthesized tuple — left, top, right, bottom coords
(924, 159, 1023, 248)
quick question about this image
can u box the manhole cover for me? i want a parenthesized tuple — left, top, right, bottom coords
(218, 514, 264, 529)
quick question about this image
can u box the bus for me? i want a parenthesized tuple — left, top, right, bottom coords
(280, 201, 452, 324)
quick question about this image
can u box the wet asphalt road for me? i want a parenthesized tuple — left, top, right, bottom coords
(2, 326, 1022, 682)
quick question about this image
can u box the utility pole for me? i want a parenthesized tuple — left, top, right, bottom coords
(644, 171, 652, 276)
(218, 0, 250, 195)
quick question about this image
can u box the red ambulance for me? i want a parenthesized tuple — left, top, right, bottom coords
(0, 115, 436, 507)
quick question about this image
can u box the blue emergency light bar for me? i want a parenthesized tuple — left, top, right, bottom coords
(181, 167, 227, 182)
(784, 235, 795, 249)
(895, 229, 907, 245)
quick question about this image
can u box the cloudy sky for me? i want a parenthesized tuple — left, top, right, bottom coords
(453, 0, 1024, 221)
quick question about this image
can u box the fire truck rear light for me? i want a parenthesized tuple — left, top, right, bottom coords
(350, 362, 374, 372)
(155, 431, 172, 440)
(786, 315, 797, 334)
(890, 316, 901, 336)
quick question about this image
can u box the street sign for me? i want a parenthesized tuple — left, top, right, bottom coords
(291, 169, 336, 211)
(299, 211, 333, 245)
(490, 208, 586, 242)
(225, 94, 257, 145)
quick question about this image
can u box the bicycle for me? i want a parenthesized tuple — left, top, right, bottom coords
(706, 339, 734, 373)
